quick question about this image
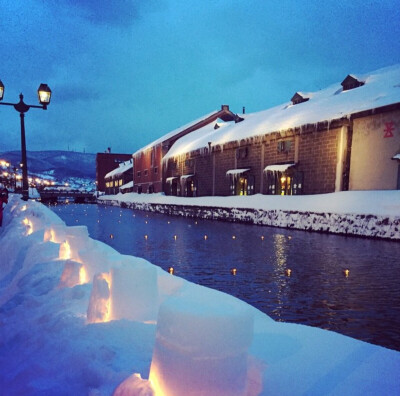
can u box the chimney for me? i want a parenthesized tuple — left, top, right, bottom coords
(242, 106, 245, 114)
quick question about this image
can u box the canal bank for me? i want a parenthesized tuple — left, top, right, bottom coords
(98, 191, 400, 240)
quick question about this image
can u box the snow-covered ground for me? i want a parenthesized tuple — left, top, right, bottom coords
(99, 190, 400, 240)
(1, 195, 400, 395)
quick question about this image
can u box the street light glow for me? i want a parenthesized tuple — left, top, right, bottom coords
(37, 83, 52, 106)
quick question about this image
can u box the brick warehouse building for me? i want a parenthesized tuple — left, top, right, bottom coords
(161, 65, 400, 196)
(132, 105, 238, 194)
(104, 159, 133, 195)
(96, 152, 132, 192)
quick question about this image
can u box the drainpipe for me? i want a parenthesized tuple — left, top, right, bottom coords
(335, 125, 348, 192)
(260, 143, 265, 193)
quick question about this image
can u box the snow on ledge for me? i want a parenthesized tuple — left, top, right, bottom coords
(226, 168, 251, 176)
(180, 174, 194, 180)
(264, 163, 296, 172)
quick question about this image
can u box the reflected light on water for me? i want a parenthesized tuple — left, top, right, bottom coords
(52, 204, 400, 351)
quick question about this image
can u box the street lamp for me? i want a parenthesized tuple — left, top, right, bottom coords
(0, 80, 52, 200)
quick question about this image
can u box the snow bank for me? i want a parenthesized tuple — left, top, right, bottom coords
(1, 195, 400, 395)
(99, 191, 400, 240)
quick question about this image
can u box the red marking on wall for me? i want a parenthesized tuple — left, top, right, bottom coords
(383, 122, 394, 138)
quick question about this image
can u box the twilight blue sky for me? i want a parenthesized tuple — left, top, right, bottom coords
(0, 0, 399, 154)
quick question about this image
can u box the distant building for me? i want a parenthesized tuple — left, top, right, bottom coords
(104, 159, 133, 195)
(96, 152, 132, 192)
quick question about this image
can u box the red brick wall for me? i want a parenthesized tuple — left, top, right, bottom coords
(133, 144, 163, 193)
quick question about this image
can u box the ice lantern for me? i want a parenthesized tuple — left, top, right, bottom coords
(149, 287, 254, 396)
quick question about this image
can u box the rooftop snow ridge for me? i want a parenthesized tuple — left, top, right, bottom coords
(161, 64, 400, 160)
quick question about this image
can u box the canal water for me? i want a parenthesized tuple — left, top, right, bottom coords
(50, 203, 400, 351)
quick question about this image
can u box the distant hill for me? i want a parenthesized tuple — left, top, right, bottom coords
(0, 150, 96, 180)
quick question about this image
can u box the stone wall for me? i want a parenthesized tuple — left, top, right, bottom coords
(100, 198, 400, 240)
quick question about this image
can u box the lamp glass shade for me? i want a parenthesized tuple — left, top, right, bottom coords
(37, 83, 51, 105)
(0, 80, 4, 101)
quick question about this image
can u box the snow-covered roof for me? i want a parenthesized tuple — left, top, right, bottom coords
(105, 160, 133, 179)
(166, 176, 178, 183)
(164, 64, 400, 160)
(132, 110, 219, 156)
(226, 168, 250, 176)
(264, 163, 296, 172)
(120, 180, 133, 190)
(180, 174, 194, 180)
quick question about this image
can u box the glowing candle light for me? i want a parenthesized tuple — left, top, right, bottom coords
(144, 235, 148, 240)
(261, 236, 264, 240)
(168, 267, 174, 275)
(204, 235, 208, 240)
(79, 266, 89, 284)
(232, 235, 236, 240)
(231, 268, 237, 275)
(285, 269, 292, 276)
(173, 235, 177, 240)
(22, 218, 33, 235)
(59, 240, 71, 260)
(343, 269, 350, 277)
(110, 234, 114, 239)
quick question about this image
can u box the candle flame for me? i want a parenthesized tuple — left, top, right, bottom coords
(149, 362, 166, 396)
(59, 240, 71, 260)
(22, 218, 33, 235)
(79, 266, 89, 284)
(102, 272, 113, 322)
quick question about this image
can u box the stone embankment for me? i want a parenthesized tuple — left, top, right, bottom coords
(98, 198, 400, 240)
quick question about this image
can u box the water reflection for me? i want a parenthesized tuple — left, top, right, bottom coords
(50, 203, 400, 351)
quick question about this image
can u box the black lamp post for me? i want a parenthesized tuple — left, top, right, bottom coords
(0, 81, 52, 200)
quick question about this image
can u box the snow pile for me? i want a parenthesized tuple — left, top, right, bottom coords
(100, 191, 400, 240)
(1, 196, 400, 395)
